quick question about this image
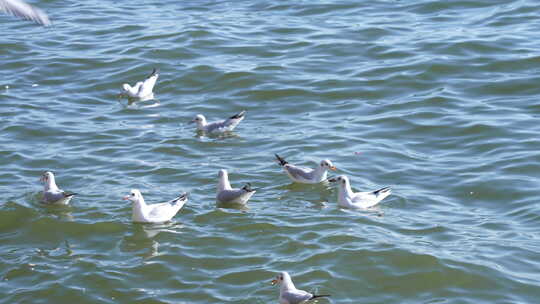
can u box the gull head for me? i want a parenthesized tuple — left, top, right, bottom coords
(320, 159, 337, 171)
(218, 169, 228, 180)
(190, 114, 207, 127)
(123, 189, 143, 203)
(328, 175, 349, 187)
(271, 271, 291, 286)
(40, 171, 55, 183)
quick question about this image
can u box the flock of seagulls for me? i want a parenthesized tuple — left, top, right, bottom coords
(35, 65, 391, 300)
(7, 4, 394, 302)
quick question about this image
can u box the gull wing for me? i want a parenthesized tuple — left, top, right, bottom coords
(43, 190, 75, 204)
(284, 164, 314, 181)
(351, 187, 391, 208)
(138, 68, 159, 97)
(205, 111, 245, 133)
(147, 193, 187, 221)
(280, 289, 313, 304)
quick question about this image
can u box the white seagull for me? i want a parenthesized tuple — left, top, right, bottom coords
(123, 189, 187, 223)
(216, 169, 255, 205)
(120, 68, 159, 101)
(275, 154, 336, 184)
(271, 272, 330, 304)
(1, 0, 51, 26)
(328, 175, 391, 209)
(40, 171, 77, 205)
(190, 110, 246, 133)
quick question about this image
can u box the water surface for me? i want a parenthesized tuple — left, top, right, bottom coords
(1, 0, 540, 303)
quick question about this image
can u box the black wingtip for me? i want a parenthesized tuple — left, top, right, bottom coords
(229, 110, 246, 119)
(178, 192, 188, 200)
(311, 294, 331, 299)
(242, 183, 256, 192)
(373, 187, 391, 195)
(149, 68, 159, 78)
(274, 153, 288, 166)
(64, 193, 78, 198)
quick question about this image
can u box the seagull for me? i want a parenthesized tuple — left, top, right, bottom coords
(40, 171, 77, 205)
(275, 154, 336, 184)
(271, 272, 330, 304)
(328, 175, 391, 209)
(190, 110, 246, 133)
(216, 169, 255, 205)
(1, 0, 51, 26)
(123, 189, 187, 223)
(120, 68, 159, 101)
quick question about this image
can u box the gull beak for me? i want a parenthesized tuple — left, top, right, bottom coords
(123, 196, 131, 201)
(189, 119, 195, 124)
(330, 166, 337, 171)
(328, 178, 337, 182)
(271, 279, 278, 286)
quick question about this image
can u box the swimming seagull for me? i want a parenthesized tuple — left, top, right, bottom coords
(271, 272, 330, 304)
(328, 175, 391, 209)
(190, 110, 246, 133)
(40, 171, 77, 205)
(275, 154, 336, 184)
(123, 189, 187, 223)
(1, 0, 51, 26)
(216, 169, 256, 205)
(120, 68, 159, 101)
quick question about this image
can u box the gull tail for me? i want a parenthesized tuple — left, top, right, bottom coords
(229, 110, 246, 120)
(63, 192, 78, 198)
(275, 153, 288, 166)
(311, 294, 331, 300)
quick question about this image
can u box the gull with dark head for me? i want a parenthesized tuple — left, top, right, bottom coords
(216, 169, 255, 205)
(1, 0, 51, 26)
(123, 189, 187, 223)
(271, 271, 330, 304)
(120, 68, 159, 101)
(40, 171, 77, 205)
(190, 110, 246, 133)
(328, 175, 391, 209)
(275, 154, 336, 184)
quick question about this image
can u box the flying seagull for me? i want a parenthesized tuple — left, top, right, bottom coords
(1, 0, 51, 26)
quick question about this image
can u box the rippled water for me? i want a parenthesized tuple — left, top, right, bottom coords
(1, 0, 540, 303)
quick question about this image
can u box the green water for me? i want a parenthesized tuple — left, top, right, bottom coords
(1, 0, 540, 303)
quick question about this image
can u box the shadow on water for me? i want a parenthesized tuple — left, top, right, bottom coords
(194, 129, 242, 140)
(120, 221, 183, 260)
(117, 95, 161, 109)
(216, 200, 250, 212)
